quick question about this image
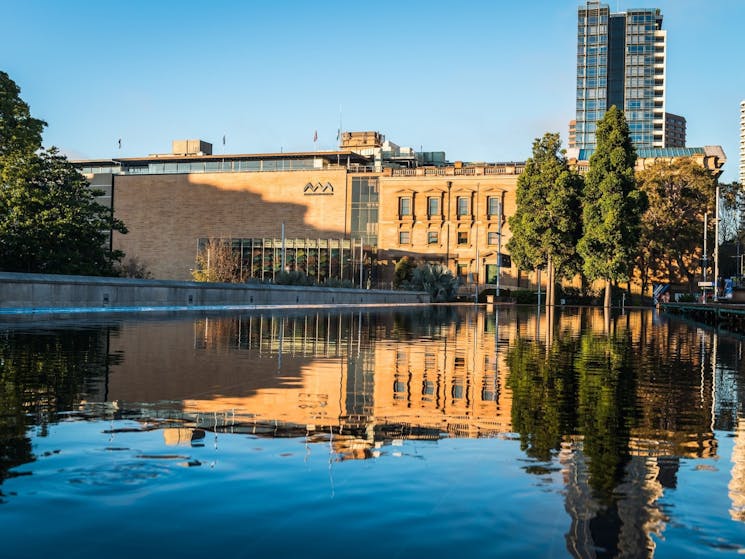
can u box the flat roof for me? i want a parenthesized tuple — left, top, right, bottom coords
(73, 149, 371, 166)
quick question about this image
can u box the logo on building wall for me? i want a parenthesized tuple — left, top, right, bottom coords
(304, 182, 334, 195)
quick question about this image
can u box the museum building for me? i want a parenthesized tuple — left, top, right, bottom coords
(75, 131, 726, 291)
(76, 132, 523, 289)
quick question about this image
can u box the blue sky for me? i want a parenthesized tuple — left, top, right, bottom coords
(2, 0, 743, 181)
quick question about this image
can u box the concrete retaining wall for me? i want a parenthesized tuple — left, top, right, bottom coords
(0, 272, 429, 314)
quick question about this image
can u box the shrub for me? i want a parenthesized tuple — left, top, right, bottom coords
(393, 256, 417, 288)
(409, 263, 459, 302)
(275, 270, 315, 286)
(322, 278, 356, 288)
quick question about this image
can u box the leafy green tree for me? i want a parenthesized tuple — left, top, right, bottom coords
(0, 71, 128, 276)
(0, 71, 46, 160)
(0, 149, 127, 275)
(507, 132, 583, 307)
(578, 106, 647, 308)
(636, 158, 717, 293)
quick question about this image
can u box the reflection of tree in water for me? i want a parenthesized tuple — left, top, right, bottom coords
(506, 313, 648, 557)
(0, 328, 118, 500)
(506, 334, 579, 463)
(576, 330, 636, 503)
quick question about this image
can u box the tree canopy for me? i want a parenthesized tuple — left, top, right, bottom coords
(0, 149, 127, 275)
(577, 106, 647, 307)
(0, 71, 46, 160)
(0, 71, 127, 276)
(507, 132, 583, 305)
(636, 158, 717, 293)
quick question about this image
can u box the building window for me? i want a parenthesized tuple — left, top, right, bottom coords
(457, 231, 468, 245)
(399, 231, 411, 245)
(428, 231, 439, 245)
(457, 196, 470, 217)
(428, 196, 440, 218)
(488, 232, 499, 245)
(399, 196, 412, 217)
(487, 196, 500, 217)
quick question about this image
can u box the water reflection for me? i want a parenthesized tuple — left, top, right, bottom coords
(0, 326, 118, 501)
(1, 306, 745, 556)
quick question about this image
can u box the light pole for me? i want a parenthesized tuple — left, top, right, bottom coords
(714, 184, 720, 302)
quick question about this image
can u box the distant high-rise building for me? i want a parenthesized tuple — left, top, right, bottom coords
(740, 100, 745, 185)
(568, 120, 577, 149)
(575, 1, 667, 151)
(664, 112, 686, 148)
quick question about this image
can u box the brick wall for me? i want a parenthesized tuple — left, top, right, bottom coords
(113, 170, 349, 280)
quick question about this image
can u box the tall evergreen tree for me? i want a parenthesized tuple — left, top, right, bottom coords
(578, 106, 647, 308)
(507, 132, 583, 306)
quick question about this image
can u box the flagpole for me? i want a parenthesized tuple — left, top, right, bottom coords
(338, 104, 343, 147)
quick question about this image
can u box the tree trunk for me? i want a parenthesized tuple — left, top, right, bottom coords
(604, 279, 612, 309)
(547, 255, 554, 307)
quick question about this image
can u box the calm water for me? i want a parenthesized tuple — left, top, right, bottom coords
(1, 305, 744, 558)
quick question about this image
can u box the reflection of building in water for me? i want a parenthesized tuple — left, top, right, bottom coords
(105, 309, 516, 452)
(558, 312, 722, 558)
(372, 310, 512, 436)
(184, 309, 514, 440)
(562, 443, 670, 559)
(730, 419, 745, 521)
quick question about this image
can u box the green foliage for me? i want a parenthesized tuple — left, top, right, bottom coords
(578, 106, 647, 286)
(506, 337, 579, 462)
(393, 256, 416, 288)
(575, 331, 636, 502)
(507, 132, 583, 278)
(0, 149, 127, 275)
(321, 277, 356, 288)
(0, 328, 120, 491)
(505, 315, 636, 502)
(276, 270, 315, 286)
(0, 71, 128, 276)
(636, 158, 717, 291)
(0, 71, 46, 160)
(409, 263, 458, 302)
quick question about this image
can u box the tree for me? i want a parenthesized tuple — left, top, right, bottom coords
(578, 106, 647, 308)
(507, 132, 583, 307)
(636, 158, 717, 293)
(192, 238, 242, 283)
(0, 71, 128, 276)
(0, 149, 127, 275)
(0, 71, 46, 160)
(718, 181, 743, 244)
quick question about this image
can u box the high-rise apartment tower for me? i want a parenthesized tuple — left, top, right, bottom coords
(740, 100, 745, 185)
(575, 1, 667, 150)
